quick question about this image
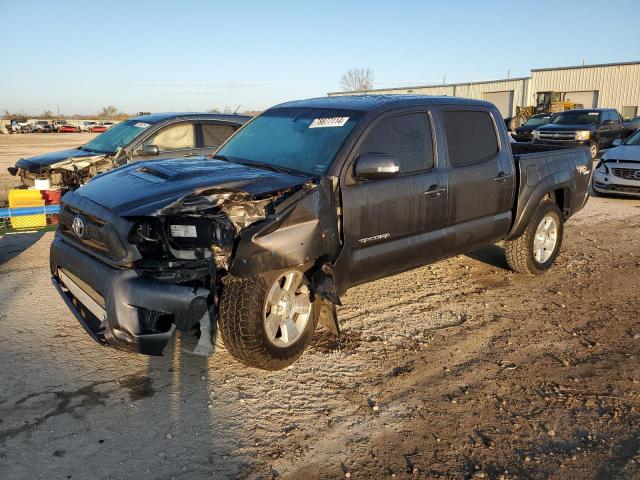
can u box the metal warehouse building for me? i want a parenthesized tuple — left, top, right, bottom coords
(328, 61, 640, 120)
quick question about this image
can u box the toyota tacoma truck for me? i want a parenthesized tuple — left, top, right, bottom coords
(50, 95, 592, 370)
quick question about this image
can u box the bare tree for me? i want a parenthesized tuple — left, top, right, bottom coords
(98, 105, 120, 119)
(340, 68, 374, 92)
(41, 110, 54, 118)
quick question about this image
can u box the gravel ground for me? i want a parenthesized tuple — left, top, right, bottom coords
(1, 135, 639, 480)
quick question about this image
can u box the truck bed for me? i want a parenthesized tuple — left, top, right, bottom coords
(508, 144, 592, 239)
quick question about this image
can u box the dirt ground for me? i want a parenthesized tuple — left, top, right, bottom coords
(1, 134, 639, 480)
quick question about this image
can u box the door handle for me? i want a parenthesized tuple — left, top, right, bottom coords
(424, 186, 446, 197)
(493, 172, 512, 182)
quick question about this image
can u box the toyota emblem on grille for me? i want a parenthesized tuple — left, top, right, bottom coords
(72, 217, 85, 238)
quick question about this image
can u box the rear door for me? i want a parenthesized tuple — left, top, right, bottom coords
(192, 120, 241, 157)
(340, 110, 449, 285)
(438, 107, 515, 254)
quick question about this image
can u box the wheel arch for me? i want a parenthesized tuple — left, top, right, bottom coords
(506, 174, 572, 240)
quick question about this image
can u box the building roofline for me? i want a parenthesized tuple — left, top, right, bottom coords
(327, 76, 530, 96)
(531, 60, 640, 72)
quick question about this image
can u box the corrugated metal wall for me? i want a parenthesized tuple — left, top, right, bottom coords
(530, 63, 640, 111)
(329, 62, 640, 116)
(329, 78, 531, 117)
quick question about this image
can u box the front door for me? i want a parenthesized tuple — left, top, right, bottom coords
(340, 111, 449, 286)
(130, 121, 198, 162)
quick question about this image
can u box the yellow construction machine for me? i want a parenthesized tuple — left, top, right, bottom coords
(509, 91, 583, 130)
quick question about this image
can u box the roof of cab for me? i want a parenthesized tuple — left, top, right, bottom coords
(273, 95, 494, 112)
(130, 112, 252, 124)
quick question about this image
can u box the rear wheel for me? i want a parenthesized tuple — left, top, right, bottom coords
(504, 200, 563, 274)
(219, 270, 318, 370)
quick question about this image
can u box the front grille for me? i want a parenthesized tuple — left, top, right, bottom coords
(610, 167, 640, 180)
(538, 131, 575, 141)
(59, 206, 110, 255)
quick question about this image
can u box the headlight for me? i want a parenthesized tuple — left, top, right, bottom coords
(533, 130, 540, 140)
(575, 130, 591, 141)
(595, 159, 608, 173)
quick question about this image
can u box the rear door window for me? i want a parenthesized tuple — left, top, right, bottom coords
(359, 113, 434, 173)
(200, 123, 238, 148)
(442, 110, 499, 166)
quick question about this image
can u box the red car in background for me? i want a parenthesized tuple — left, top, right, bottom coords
(58, 124, 77, 133)
(90, 125, 108, 133)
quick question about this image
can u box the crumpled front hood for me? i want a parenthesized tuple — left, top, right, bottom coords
(74, 157, 313, 216)
(537, 123, 595, 132)
(603, 145, 640, 162)
(16, 148, 99, 172)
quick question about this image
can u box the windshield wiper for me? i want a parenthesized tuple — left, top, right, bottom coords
(236, 158, 309, 176)
(213, 155, 308, 176)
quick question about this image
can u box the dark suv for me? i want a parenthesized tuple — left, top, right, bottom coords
(533, 108, 623, 158)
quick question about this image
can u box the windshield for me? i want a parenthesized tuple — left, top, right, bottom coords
(524, 116, 550, 127)
(215, 107, 363, 175)
(82, 119, 153, 154)
(623, 130, 640, 146)
(551, 111, 600, 125)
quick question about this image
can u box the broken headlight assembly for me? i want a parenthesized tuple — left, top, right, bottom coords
(166, 216, 216, 249)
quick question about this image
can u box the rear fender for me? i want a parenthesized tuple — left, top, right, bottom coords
(506, 171, 573, 240)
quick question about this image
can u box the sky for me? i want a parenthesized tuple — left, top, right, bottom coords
(1, 0, 639, 116)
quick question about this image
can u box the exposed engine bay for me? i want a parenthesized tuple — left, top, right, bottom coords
(51, 158, 343, 358)
(14, 153, 118, 189)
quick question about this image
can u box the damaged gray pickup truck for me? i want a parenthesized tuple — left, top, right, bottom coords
(51, 95, 592, 370)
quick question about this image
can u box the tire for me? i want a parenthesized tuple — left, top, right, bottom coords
(218, 270, 318, 370)
(589, 141, 599, 159)
(504, 199, 563, 275)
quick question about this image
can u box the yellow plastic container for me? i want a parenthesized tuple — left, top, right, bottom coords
(8, 189, 46, 230)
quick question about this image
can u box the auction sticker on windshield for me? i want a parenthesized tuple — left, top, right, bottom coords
(309, 117, 350, 128)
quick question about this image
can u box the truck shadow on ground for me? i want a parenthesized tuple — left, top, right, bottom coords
(0, 231, 45, 266)
(134, 333, 249, 479)
(464, 244, 510, 270)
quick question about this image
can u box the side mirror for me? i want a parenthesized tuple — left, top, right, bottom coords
(612, 138, 622, 147)
(602, 119, 614, 125)
(138, 144, 159, 157)
(354, 153, 400, 180)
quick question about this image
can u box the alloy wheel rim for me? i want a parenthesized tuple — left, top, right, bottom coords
(533, 215, 558, 263)
(264, 271, 312, 348)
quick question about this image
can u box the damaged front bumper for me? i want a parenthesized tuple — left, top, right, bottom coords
(50, 234, 210, 355)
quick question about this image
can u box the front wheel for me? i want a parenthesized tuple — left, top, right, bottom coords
(504, 200, 564, 274)
(218, 270, 318, 370)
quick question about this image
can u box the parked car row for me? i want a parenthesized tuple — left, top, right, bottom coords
(509, 108, 640, 159)
(4, 119, 120, 134)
